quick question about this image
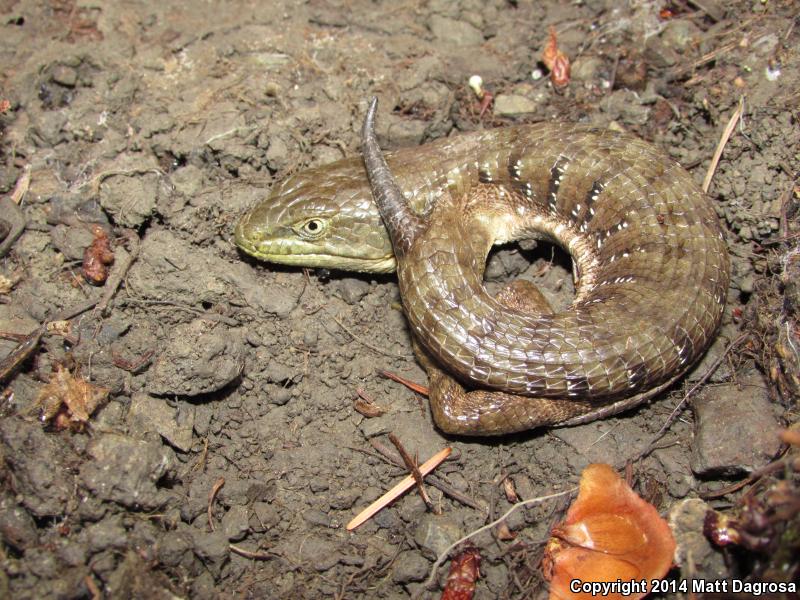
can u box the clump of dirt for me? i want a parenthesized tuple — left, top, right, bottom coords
(0, 0, 798, 598)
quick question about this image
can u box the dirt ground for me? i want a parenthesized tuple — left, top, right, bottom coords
(1, 0, 799, 598)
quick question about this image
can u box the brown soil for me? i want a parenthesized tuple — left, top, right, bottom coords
(1, 1, 798, 598)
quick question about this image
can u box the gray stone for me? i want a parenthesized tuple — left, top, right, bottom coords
(128, 229, 301, 317)
(337, 278, 371, 304)
(660, 19, 701, 52)
(392, 551, 430, 584)
(50, 224, 95, 260)
(80, 433, 174, 510)
(428, 15, 483, 46)
(265, 136, 290, 171)
(302, 509, 337, 529)
(572, 56, 605, 82)
(298, 537, 340, 571)
(55, 539, 88, 568)
(0, 496, 38, 550)
(170, 164, 205, 197)
(493, 94, 539, 117)
(602, 90, 650, 126)
(668, 498, 728, 579)
(359, 417, 391, 439)
(309, 477, 329, 493)
(192, 529, 230, 576)
(221, 505, 250, 542)
(385, 115, 429, 147)
(147, 319, 244, 397)
(99, 174, 157, 228)
(157, 528, 194, 567)
(191, 569, 217, 600)
(191, 570, 217, 600)
(87, 515, 128, 553)
(250, 502, 280, 532)
(413, 514, 462, 559)
(0, 419, 72, 517)
(691, 372, 782, 477)
(127, 393, 195, 452)
(329, 489, 359, 510)
(51, 64, 78, 87)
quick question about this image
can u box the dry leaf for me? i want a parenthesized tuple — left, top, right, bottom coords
(441, 546, 481, 600)
(354, 396, 386, 418)
(36, 365, 109, 430)
(541, 26, 571, 88)
(543, 464, 676, 600)
(82, 225, 114, 285)
(503, 477, 519, 503)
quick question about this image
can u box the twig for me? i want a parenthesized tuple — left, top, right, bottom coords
(229, 544, 276, 560)
(330, 314, 407, 359)
(388, 433, 437, 514)
(379, 369, 429, 395)
(207, 477, 225, 532)
(84, 575, 101, 600)
(418, 488, 577, 595)
(347, 447, 451, 531)
(636, 332, 749, 460)
(98, 230, 140, 316)
(700, 455, 791, 500)
(86, 167, 166, 196)
(0, 298, 100, 385)
(703, 96, 744, 193)
(368, 439, 484, 511)
(0, 196, 26, 258)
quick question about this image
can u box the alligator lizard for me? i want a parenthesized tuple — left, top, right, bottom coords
(236, 100, 730, 435)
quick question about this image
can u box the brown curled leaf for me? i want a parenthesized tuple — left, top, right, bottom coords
(354, 388, 387, 417)
(82, 225, 114, 285)
(354, 397, 386, 417)
(441, 546, 481, 600)
(503, 476, 519, 503)
(541, 26, 571, 88)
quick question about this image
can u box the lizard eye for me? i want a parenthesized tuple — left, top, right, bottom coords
(298, 218, 326, 239)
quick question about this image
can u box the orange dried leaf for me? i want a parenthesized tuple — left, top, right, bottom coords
(541, 26, 571, 88)
(82, 225, 114, 285)
(441, 546, 481, 600)
(543, 464, 676, 600)
(354, 397, 386, 417)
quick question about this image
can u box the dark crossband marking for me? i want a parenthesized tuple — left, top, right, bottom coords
(506, 152, 535, 199)
(478, 167, 494, 184)
(507, 152, 524, 181)
(593, 219, 629, 249)
(672, 327, 695, 367)
(625, 362, 648, 390)
(579, 181, 604, 230)
(547, 156, 571, 213)
(565, 374, 591, 397)
(570, 181, 605, 226)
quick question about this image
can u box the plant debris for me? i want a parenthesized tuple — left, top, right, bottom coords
(34, 365, 109, 430)
(82, 225, 115, 285)
(543, 464, 675, 600)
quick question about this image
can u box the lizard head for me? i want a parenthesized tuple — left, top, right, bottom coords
(234, 157, 396, 273)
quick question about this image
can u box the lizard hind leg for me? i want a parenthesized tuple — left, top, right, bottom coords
(417, 278, 670, 435)
(414, 278, 597, 435)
